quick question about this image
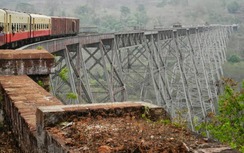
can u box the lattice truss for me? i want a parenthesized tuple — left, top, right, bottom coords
(139, 26, 232, 130)
(49, 26, 233, 130)
(50, 41, 126, 104)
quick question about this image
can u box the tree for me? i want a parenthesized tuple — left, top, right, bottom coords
(197, 79, 244, 152)
(75, 5, 94, 26)
(227, 1, 240, 14)
(99, 15, 122, 32)
(75, 5, 90, 15)
(220, 0, 227, 7)
(135, 4, 148, 28)
(228, 54, 241, 63)
(120, 6, 131, 18)
(168, 0, 180, 5)
(157, 0, 168, 7)
(45, 1, 60, 16)
(120, 6, 131, 29)
(15, 3, 35, 13)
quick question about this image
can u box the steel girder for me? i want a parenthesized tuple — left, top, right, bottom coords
(136, 27, 231, 130)
(21, 25, 234, 129)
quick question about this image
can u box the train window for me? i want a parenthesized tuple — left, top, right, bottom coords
(17, 23, 19, 32)
(12, 24, 15, 33)
(0, 23, 3, 33)
(20, 24, 23, 31)
(23, 25, 27, 31)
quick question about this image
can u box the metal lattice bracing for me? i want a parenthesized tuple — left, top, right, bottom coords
(19, 25, 235, 130)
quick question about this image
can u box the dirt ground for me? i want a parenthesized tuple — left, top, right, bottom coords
(48, 115, 227, 153)
(0, 121, 22, 153)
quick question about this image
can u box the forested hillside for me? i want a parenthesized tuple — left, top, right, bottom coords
(1, 0, 244, 30)
(0, 0, 243, 80)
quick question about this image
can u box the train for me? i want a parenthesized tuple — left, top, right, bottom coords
(0, 9, 79, 49)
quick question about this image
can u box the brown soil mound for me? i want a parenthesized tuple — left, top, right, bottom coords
(48, 116, 213, 152)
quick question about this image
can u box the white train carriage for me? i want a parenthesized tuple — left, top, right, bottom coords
(0, 9, 6, 46)
(4, 9, 30, 47)
(30, 14, 51, 40)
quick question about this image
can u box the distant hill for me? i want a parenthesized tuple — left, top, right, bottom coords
(0, 0, 243, 29)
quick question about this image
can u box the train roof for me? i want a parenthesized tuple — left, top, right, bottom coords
(4, 9, 29, 17)
(0, 9, 5, 13)
(51, 16, 79, 20)
(30, 14, 51, 19)
(65, 17, 79, 20)
(0, 9, 5, 23)
(51, 16, 64, 18)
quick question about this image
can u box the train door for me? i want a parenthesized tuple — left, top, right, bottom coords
(28, 16, 30, 38)
(72, 21, 76, 33)
(31, 18, 35, 38)
(48, 18, 51, 35)
(9, 14, 12, 42)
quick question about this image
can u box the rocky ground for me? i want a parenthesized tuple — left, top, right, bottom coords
(48, 115, 237, 153)
(0, 108, 239, 153)
(0, 111, 22, 153)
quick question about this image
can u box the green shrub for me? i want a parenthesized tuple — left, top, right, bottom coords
(59, 68, 68, 81)
(37, 80, 44, 87)
(66, 93, 78, 100)
(36, 46, 44, 50)
(198, 78, 244, 151)
(227, 1, 240, 14)
(228, 54, 241, 63)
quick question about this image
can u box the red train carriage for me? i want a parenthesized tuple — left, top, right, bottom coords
(51, 17, 66, 37)
(30, 14, 51, 41)
(4, 9, 30, 48)
(65, 17, 79, 35)
(51, 17, 79, 37)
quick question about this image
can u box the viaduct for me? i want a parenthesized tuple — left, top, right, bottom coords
(0, 25, 238, 152)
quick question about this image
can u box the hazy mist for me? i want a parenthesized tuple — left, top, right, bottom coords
(1, 0, 243, 32)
